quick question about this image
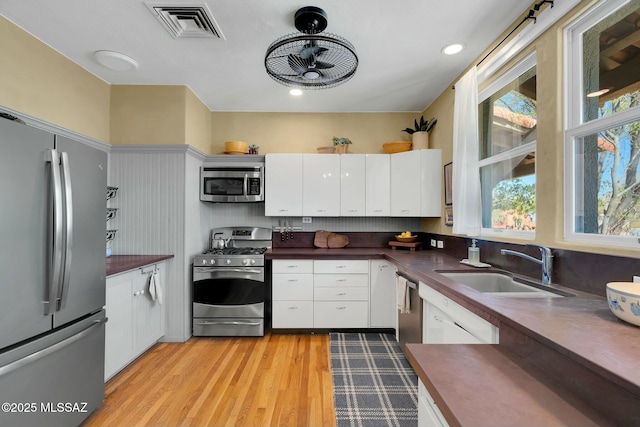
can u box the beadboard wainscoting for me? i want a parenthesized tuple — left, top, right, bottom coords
(109, 145, 209, 342)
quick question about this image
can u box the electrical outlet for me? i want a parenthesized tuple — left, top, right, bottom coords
(634, 276, 640, 283)
(302, 217, 312, 223)
(430, 239, 437, 247)
(437, 240, 444, 249)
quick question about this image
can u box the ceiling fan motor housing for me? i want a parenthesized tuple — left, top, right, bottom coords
(294, 6, 328, 34)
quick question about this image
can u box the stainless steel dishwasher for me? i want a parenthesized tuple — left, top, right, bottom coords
(397, 274, 423, 350)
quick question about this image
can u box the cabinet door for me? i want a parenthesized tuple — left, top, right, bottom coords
(272, 301, 314, 328)
(265, 154, 303, 216)
(365, 154, 391, 216)
(134, 265, 164, 354)
(420, 149, 442, 217)
(105, 272, 135, 380)
(303, 154, 340, 216)
(340, 154, 366, 216)
(272, 274, 314, 300)
(390, 151, 421, 216)
(369, 260, 397, 328)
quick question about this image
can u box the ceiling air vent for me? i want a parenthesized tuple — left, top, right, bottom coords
(145, 3, 225, 40)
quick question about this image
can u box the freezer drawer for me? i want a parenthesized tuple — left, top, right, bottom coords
(0, 312, 106, 427)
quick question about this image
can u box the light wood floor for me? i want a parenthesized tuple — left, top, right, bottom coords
(83, 333, 336, 427)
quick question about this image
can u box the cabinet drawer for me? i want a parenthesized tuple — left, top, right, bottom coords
(272, 300, 314, 328)
(314, 274, 368, 287)
(272, 274, 313, 300)
(272, 260, 314, 274)
(313, 301, 368, 328)
(314, 286, 369, 301)
(313, 260, 368, 274)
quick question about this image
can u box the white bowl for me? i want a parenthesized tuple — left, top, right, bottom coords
(606, 282, 640, 327)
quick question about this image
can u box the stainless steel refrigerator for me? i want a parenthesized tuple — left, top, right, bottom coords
(0, 116, 107, 427)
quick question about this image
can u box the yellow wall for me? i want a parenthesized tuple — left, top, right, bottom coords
(210, 112, 418, 154)
(421, 0, 638, 259)
(185, 89, 212, 153)
(110, 85, 187, 145)
(0, 16, 110, 142)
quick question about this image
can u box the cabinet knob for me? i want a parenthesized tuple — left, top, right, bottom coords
(337, 292, 347, 296)
(337, 306, 347, 310)
(287, 279, 298, 282)
(288, 306, 299, 310)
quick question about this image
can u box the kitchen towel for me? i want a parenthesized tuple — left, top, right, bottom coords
(397, 276, 411, 314)
(148, 270, 164, 305)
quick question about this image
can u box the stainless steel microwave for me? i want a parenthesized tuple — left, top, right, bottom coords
(200, 163, 264, 203)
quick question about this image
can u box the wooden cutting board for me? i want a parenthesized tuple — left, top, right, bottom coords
(314, 231, 331, 248)
(327, 233, 349, 248)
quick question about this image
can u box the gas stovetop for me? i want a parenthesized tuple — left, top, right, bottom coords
(194, 226, 271, 268)
(204, 247, 268, 256)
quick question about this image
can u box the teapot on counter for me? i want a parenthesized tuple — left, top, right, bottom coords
(213, 233, 231, 249)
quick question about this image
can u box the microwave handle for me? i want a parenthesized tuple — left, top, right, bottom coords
(243, 173, 248, 196)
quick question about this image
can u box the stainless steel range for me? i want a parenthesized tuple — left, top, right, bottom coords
(192, 227, 272, 337)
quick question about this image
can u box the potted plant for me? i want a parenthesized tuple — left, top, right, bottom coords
(332, 137, 352, 154)
(248, 144, 259, 154)
(402, 116, 437, 150)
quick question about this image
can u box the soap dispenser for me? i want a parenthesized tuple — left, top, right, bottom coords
(468, 239, 480, 264)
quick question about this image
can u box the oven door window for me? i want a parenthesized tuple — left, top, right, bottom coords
(193, 269, 265, 305)
(203, 177, 244, 196)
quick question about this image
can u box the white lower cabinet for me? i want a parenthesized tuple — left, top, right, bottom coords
(272, 260, 314, 328)
(369, 260, 397, 328)
(419, 281, 498, 344)
(418, 379, 450, 427)
(272, 259, 369, 328)
(105, 262, 165, 381)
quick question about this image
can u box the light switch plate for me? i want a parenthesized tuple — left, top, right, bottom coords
(430, 239, 437, 247)
(302, 217, 312, 223)
(634, 276, 640, 283)
(437, 240, 444, 249)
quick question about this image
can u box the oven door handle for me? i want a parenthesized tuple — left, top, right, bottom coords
(195, 320, 262, 326)
(194, 267, 262, 274)
(243, 173, 249, 197)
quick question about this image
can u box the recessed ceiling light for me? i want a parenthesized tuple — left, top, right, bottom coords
(289, 89, 303, 96)
(93, 50, 139, 71)
(442, 43, 465, 55)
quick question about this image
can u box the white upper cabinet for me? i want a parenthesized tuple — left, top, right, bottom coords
(265, 150, 441, 218)
(420, 149, 442, 217)
(365, 154, 391, 216)
(303, 154, 340, 216)
(265, 154, 303, 216)
(391, 151, 422, 216)
(391, 149, 442, 217)
(340, 154, 366, 216)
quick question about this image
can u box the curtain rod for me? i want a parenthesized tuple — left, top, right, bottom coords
(452, 0, 553, 90)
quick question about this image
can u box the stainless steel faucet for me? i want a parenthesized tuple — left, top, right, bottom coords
(500, 244, 553, 285)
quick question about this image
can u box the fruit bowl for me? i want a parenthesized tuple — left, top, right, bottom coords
(395, 235, 418, 243)
(606, 282, 640, 327)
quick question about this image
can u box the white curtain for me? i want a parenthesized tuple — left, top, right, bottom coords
(452, 67, 482, 236)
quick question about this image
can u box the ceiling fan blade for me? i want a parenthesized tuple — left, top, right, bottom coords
(287, 54, 310, 74)
(314, 60, 335, 70)
(300, 46, 328, 59)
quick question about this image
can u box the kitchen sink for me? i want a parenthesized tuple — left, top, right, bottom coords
(438, 272, 573, 298)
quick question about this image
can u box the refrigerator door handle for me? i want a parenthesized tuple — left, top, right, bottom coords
(0, 317, 107, 377)
(57, 151, 73, 311)
(45, 149, 63, 315)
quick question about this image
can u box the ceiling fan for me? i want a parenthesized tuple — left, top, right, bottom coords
(264, 6, 358, 90)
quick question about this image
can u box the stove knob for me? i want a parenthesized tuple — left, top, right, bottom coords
(209, 259, 216, 265)
(250, 259, 256, 265)
(201, 259, 207, 265)
(226, 259, 232, 265)
(242, 259, 250, 266)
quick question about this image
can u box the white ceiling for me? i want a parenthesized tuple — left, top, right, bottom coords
(0, 0, 532, 113)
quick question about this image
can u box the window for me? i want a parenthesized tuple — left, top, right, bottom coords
(565, 0, 640, 247)
(478, 54, 537, 236)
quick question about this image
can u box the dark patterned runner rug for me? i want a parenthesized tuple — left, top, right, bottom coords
(330, 332, 418, 427)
